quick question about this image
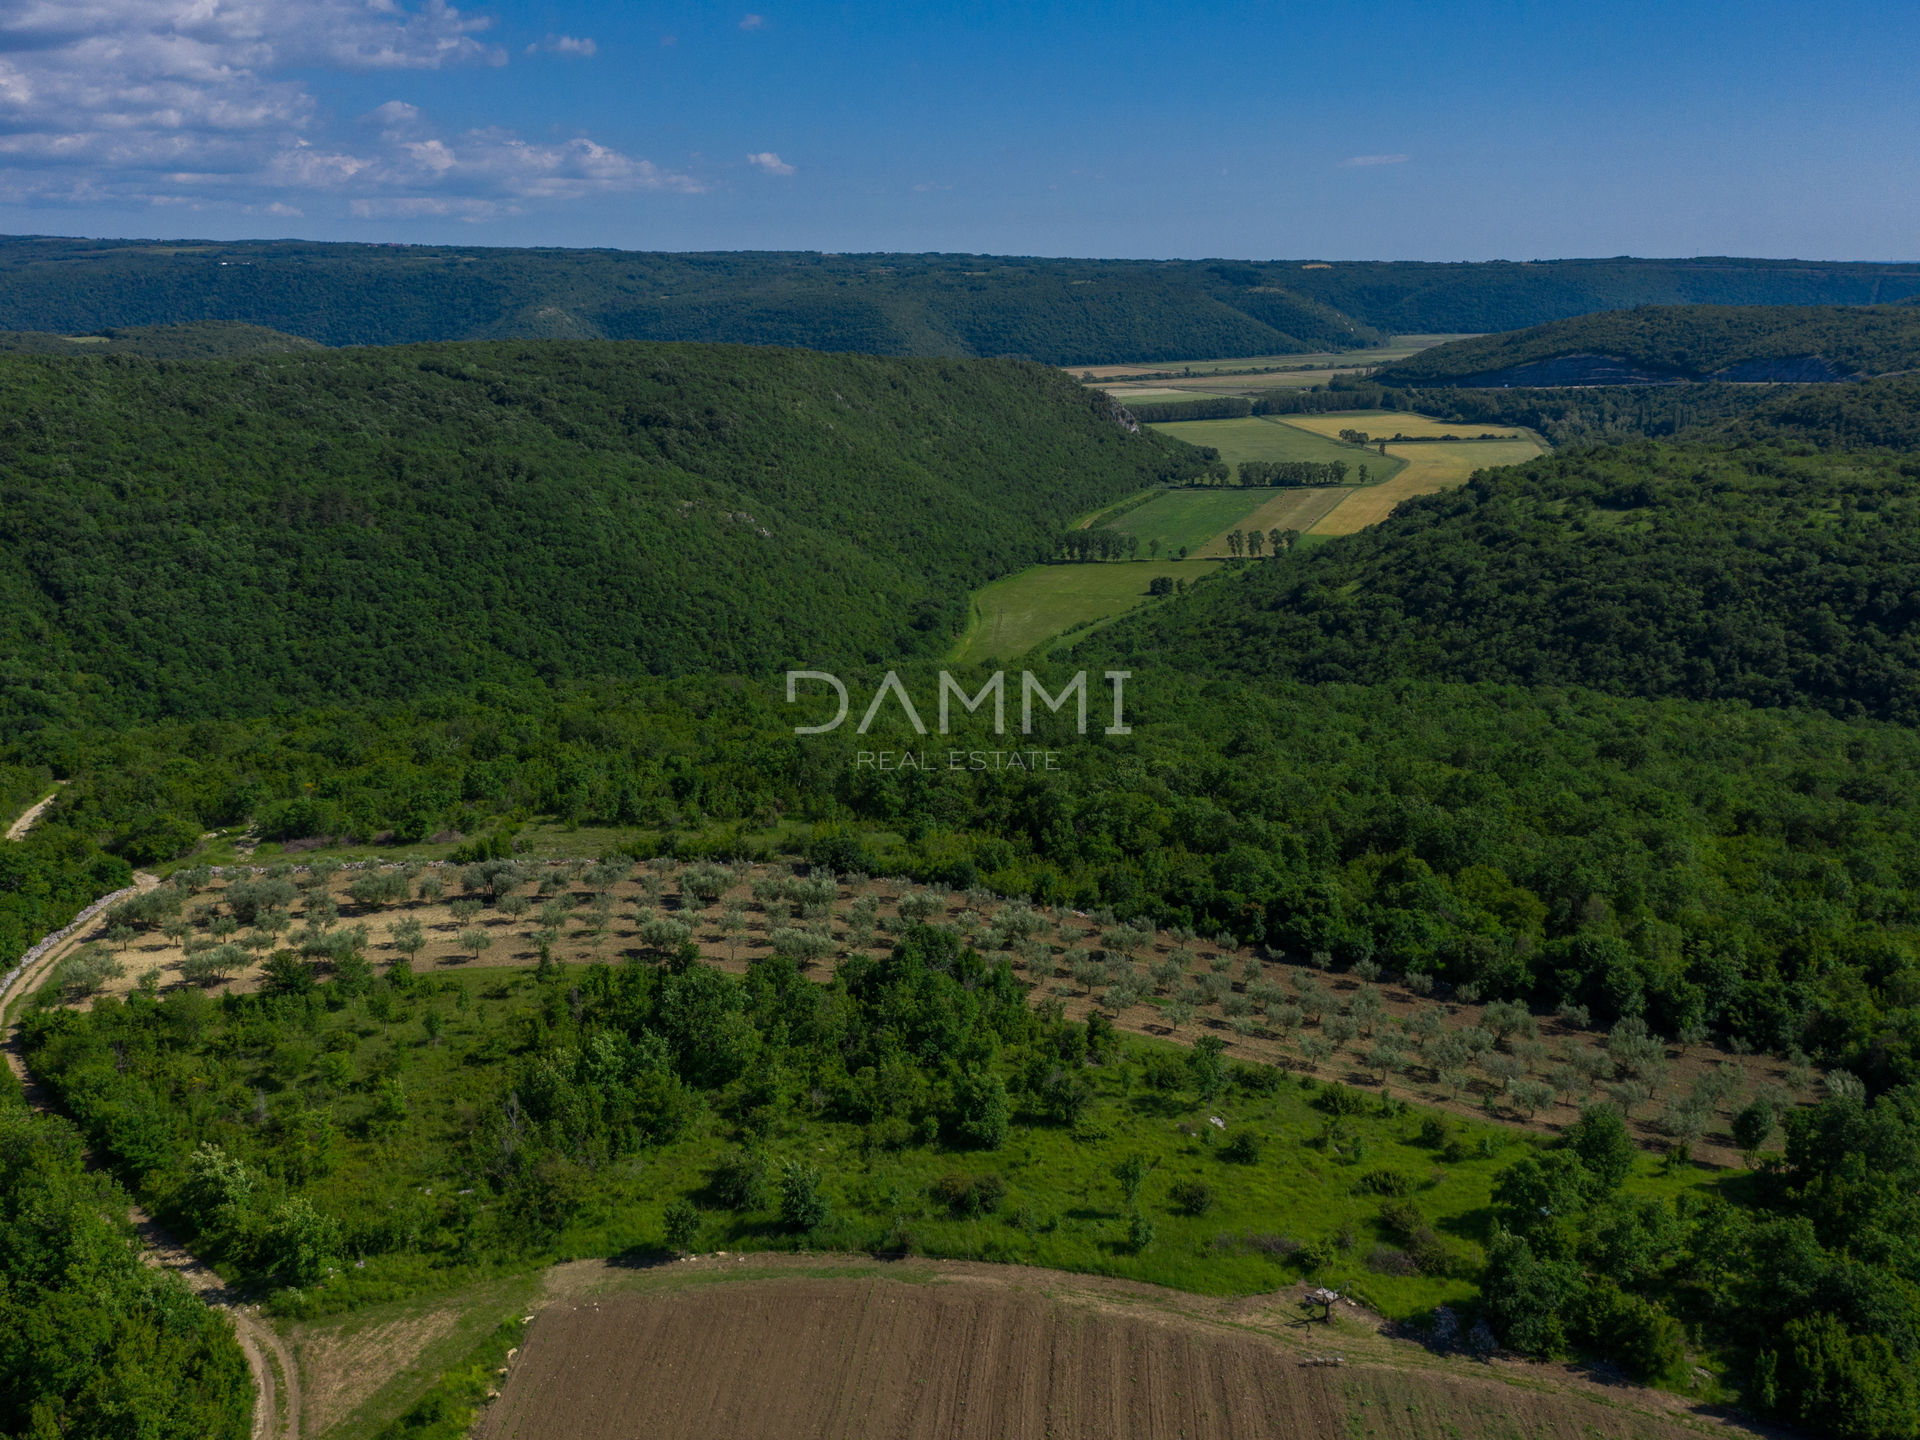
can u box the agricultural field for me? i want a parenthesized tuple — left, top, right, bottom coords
(1277, 411, 1545, 538)
(1312, 447, 1545, 537)
(1143, 415, 1404, 480)
(1190, 489, 1352, 557)
(1072, 335, 1471, 383)
(474, 1258, 1737, 1440)
(956, 476, 1355, 659)
(950, 560, 1188, 663)
(1104, 486, 1303, 555)
(1281, 412, 1542, 444)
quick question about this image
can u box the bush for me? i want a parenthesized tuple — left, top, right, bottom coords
(1220, 1131, 1262, 1164)
(953, 1070, 1010, 1150)
(662, 1199, 701, 1253)
(1141, 1051, 1187, 1091)
(776, 1158, 830, 1231)
(710, 1150, 766, 1210)
(1230, 1061, 1283, 1095)
(1169, 1179, 1215, 1216)
(1355, 1168, 1418, 1197)
(1367, 1246, 1419, 1276)
(1563, 1104, 1635, 1193)
(931, 1172, 1007, 1218)
(1314, 1083, 1370, 1117)
(1583, 1281, 1686, 1382)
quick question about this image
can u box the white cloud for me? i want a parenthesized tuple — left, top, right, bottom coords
(528, 33, 596, 57)
(1343, 154, 1410, 166)
(739, 13, 765, 30)
(0, 0, 690, 218)
(745, 150, 792, 176)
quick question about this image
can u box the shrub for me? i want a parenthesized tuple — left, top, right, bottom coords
(1169, 1180, 1215, 1216)
(1230, 1061, 1283, 1095)
(1314, 1083, 1370, 1117)
(1355, 1168, 1418, 1197)
(1220, 1131, 1262, 1164)
(662, 1199, 701, 1253)
(1583, 1281, 1687, 1382)
(1141, 1051, 1187, 1091)
(710, 1150, 766, 1210)
(931, 1172, 1007, 1218)
(776, 1158, 829, 1230)
(1563, 1104, 1635, 1192)
(1367, 1246, 1419, 1276)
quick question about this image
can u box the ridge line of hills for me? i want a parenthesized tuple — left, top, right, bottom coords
(3, 235, 1919, 363)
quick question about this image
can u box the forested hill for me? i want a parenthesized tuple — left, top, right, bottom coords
(0, 341, 1203, 729)
(1374, 304, 1920, 386)
(0, 320, 320, 358)
(4, 237, 1920, 362)
(1076, 442, 1920, 723)
(1707, 374, 1920, 453)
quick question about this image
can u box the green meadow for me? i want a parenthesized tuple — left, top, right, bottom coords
(1104, 488, 1295, 556)
(1145, 415, 1406, 481)
(951, 560, 1188, 663)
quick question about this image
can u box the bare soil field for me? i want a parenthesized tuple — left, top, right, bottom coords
(477, 1255, 1766, 1440)
(37, 861, 1814, 1167)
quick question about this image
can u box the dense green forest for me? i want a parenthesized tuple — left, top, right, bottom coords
(1283, 256, 1920, 335)
(5, 237, 1918, 362)
(0, 1098, 253, 1436)
(0, 341, 1204, 730)
(1376, 304, 1920, 386)
(1710, 375, 1920, 453)
(0, 239, 1379, 364)
(1078, 442, 1920, 723)
(0, 321, 320, 359)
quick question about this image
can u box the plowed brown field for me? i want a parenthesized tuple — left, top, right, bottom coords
(477, 1262, 1750, 1440)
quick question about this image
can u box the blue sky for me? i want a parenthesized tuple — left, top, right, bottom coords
(0, 0, 1913, 260)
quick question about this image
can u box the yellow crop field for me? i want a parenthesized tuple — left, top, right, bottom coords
(1311, 439, 1543, 536)
(1282, 411, 1534, 442)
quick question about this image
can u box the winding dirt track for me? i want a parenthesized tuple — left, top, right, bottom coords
(2, 786, 61, 842)
(0, 865, 299, 1440)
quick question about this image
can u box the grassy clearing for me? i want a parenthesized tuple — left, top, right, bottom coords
(951, 561, 1187, 664)
(1145, 416, 1404, 480)
(292, 1274, 539, 1440)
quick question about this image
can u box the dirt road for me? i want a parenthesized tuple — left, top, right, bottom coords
(0, 870, 300, 1440)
